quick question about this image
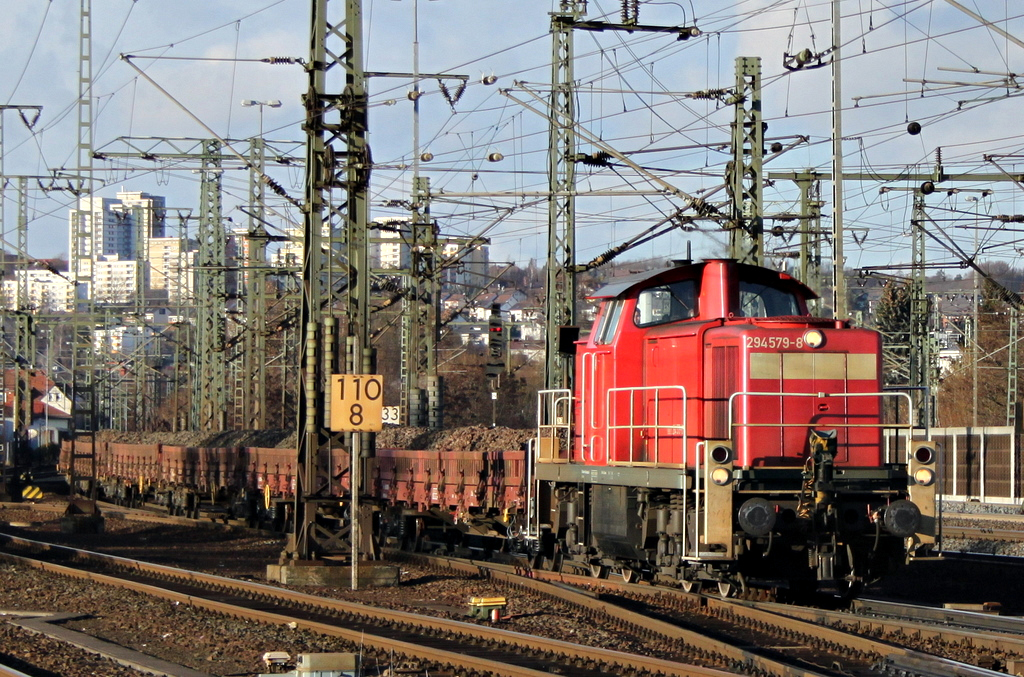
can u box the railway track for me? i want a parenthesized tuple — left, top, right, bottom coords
(944, 525, 1024, 542)
(395, 552, 1007, 677)
(0, 532, 734, 677)
(3, 500, 1022, 676)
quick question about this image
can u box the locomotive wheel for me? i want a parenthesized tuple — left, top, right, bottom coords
(834, 579, 864, 601)
(590, 563, 608, 579)
(717, 580, 736, 598)
(681, 579, 700, 594)
(621, 568, 639, 584)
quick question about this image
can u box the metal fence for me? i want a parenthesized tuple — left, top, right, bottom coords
(886, 426, 1019, 506)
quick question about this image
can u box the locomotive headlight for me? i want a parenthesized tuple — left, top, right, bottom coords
(913, 467, 936, 486)
(710, 445, 732, 464)
(710, 467, 733, 486)
(803, 329, 825, 349)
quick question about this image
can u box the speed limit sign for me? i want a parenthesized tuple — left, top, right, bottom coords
(330, 374, 384, 432)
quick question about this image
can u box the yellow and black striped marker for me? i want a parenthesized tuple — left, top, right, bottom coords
(21, 485, 42, 500)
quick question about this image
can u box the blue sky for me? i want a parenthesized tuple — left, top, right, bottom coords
(1, 0, 1023, 281)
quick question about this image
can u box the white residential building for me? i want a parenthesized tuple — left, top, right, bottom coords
(69, 196, 133, 261)
(93, 255, 140, 304)
(93, 324, 155, 355)
(147, 237, 194, 303)
(441, 241, 488, 292)
(272, 227, 303, 269)
(114, 189, 166, 247)
(370, 218, 410, 271)
(0, 270, 75, 312)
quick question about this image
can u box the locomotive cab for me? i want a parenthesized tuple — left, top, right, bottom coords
(535, 259, 938, 595)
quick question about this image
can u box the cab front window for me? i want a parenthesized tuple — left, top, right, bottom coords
(634, 279, 698, 327)
(738, 281, 801, 317)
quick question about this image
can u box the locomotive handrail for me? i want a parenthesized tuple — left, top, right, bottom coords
(581, 350, 612, 461)
(605, 385, 686, 468)
(536, 389, 573, 464)
(726, 390, 914, 430)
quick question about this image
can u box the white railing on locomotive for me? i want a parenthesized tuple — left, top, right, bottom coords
(605, 385, 687, 467)
(726, 390, 915, 455)
(880, 385, 932, 465)
(536, 388, 573, 463)
(581, 350, 612, 462)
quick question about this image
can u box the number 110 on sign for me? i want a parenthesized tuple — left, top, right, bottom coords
(330, 374, 384, 432)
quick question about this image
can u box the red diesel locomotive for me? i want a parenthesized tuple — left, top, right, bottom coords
(532, 258, 938, 595)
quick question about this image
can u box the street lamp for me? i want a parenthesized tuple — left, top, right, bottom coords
(240, 99, 281, 138)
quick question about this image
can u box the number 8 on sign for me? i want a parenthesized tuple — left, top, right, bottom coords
(330, 374, 384, 432)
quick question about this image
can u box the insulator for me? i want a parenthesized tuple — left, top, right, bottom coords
(407, 89, 422, 101)
(920, 181, 935, 195)
(487, 152, 504, 162)
(580, 151, 612, 167)
(481, 74, 498, 86)
(420, 152, 434, 162)
(261, 56, 301, 65)
(796, 48, 813, 65)
(770, 142, 783, 153)
(907, 121, 922, 135)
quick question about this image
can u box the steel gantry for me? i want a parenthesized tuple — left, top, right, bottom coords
(289, 0, 372, 562)
(770, 166, 1024, 427)
(542, 3, 705, 391)
(728, 57, 764, 265)
(92, 135, 304, 431)
(192, 140, 228, 431)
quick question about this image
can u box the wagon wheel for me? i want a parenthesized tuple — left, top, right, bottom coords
(681, 579, 701, 594)
(717, 580, 736, 598)
(620, 568, 639, 584)
(590, 563, 608, 579)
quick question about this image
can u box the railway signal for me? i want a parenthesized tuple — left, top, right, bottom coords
(486, 303, 505, 380)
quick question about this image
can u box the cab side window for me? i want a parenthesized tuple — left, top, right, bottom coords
(634, 279, 697, 327)
(594, 299, 624, 345)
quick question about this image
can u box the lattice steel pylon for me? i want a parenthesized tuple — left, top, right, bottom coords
(727, 57, 764, 266)
(240, 138, 269, 430)
(909, 192, 932, 428)
(1008, 306, 1019, 429)
(12, 179, 33, 453)
(192, 140, 228, 431)
(796, 175, 824, 312)
(67, 0, 101, 516)
(289, 0, 371, 561)
(403, 177, 441, 428)
(545, 1, 585, 392)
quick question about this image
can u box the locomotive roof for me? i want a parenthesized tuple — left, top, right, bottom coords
(588, 259, 819, 300)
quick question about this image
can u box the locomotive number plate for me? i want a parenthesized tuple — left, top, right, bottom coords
(744, 335, 803, 349)
(330, 374, 384, 432)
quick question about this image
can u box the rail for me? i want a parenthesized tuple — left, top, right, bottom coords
(0, 533, 737, 677)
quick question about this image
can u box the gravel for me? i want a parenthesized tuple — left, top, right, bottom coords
(0, 502, 688, 676)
